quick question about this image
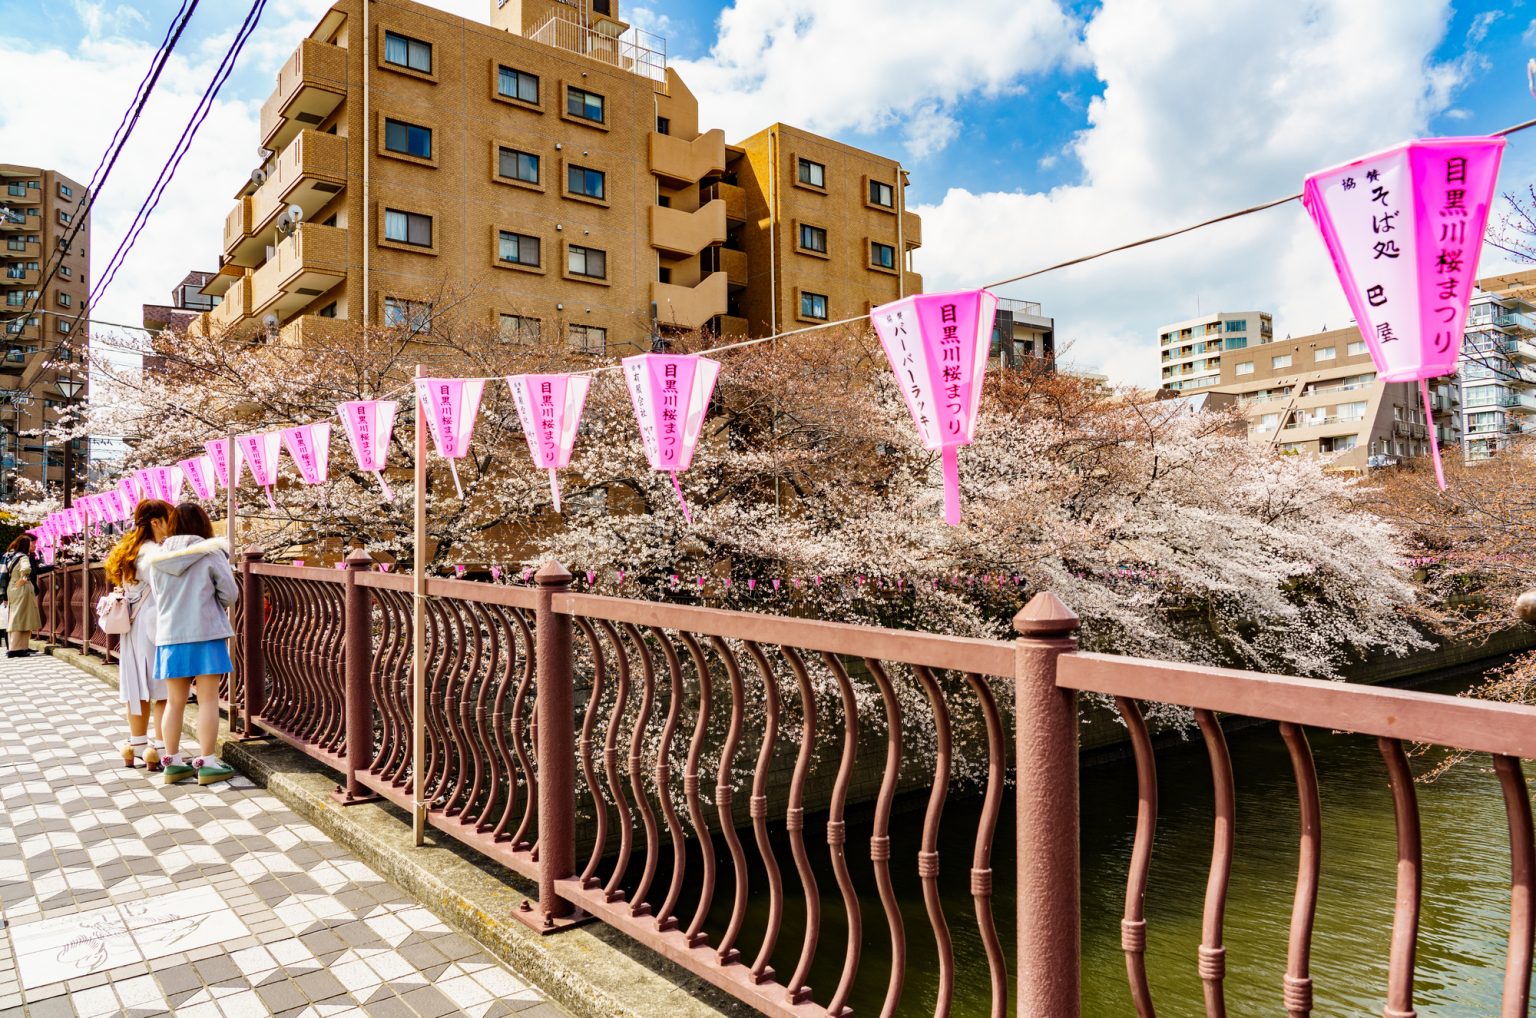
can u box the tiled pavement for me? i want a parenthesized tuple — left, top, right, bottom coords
(0, 653, 563, 1018)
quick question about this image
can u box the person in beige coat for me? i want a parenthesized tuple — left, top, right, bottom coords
(4, 534, 51, 657)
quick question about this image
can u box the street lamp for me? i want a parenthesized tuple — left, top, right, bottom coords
(55, 376, 84, 508)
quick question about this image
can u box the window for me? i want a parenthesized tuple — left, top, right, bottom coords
(384, 31, 431, 73)
(871, 241, 895, 269)
(383, 297, 432, 333)
(56, 292, 71, 308)
(566, 87, 605, 123)
(384, 209, 432, 247)
(500, 314, 541, 344)
(58, 265, 71, 279)
(1224, 319, 1247, 332)
(870, 180, 894, 208)
(800, 292, 828, 320)
(498, 230, 540, 267)
(1315, 346, 1336, 361)
(567, 245, 606, 279)
(318, 302, 338, 318)
(497, 66, 539, 104)
(656, 116, 670, 135)
(798, 224, 827, 253)
(57, 320, 70, 334)
(569, 324, 607, 355)
(1338, 400, 1368, 421)
(383, 118, 432, 159)
(798, 159, 825, 188)
(5, 183, 22, 197)
(57, 183, 73, 199)
(1235, 361, 1254, 376)
(567, 165, 606, 200)
(1272, 354, 1292, 369)
(1348, 340, 1367, 356)
(1257, 412, 1279, 431)
(498, 147, 539, 184)
(1320, 435, 1358, 453)
(57, 211, 72, 226)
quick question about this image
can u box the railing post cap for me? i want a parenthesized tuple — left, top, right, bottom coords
(1013, 591, 1080, 638)
(243, 545, 265, 562)
(535, 560, 572, 587)
(344, 548, 374, 569)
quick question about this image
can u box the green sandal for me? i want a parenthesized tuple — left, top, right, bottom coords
(196, 757, 234, 786)
(162, 759, 196, 785)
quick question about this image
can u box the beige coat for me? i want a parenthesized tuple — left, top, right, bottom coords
(7, 556, 39, 634)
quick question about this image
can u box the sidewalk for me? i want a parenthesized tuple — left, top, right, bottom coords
(0, 652, 562, 1018)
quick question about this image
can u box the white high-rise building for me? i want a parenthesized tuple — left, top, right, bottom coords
(1158, 311, 1273, 392)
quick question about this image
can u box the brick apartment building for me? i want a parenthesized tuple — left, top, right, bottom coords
(0, 163, 90, 500)
(190, 0, 924, 356)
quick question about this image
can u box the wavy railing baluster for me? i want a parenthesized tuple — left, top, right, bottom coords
(823, 653, 864, 1016)
(911, 664, 951, 1018)
(464, 602, 496, 826)
(962, 671, 1007, 1018)
(782, 647, 821, 1006)
(368, 588, 397, 776)
(651, 629, 688, 933)
(437, 599, 470, 810)
(508, 606, 537, 850)
(484, 604, 519, 837)
(864, 658, 905, 1017)
(600, 619, 634, 903)
(1284, 724, 1320, 1018)
(320, 585, 346, 751)
(745, 641, 783, 985)
(576, 618, 609, 885)
(710, 636, 750, 966)
(445, 600, 484, 818)
(1378, 737, 1421, 1018)
(679, 631, 717, 950)
(1196, 708, 1233, 1018)
(1494, 754, 1534, 1018)
(1116, 696, 1157, 1018)
(423, 598, 453, 806)
(624, 623, 661, 918)
(379, 589, 413, 785)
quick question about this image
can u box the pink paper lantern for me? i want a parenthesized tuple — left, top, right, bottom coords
(1302, 136, 1505, 488)
(134, 469, 156, 505)
(337, 400, 398, 501)
(621, 353, 721, 523)
(236, 432, 283, 510)
(147, 465, 184, 504)
(181, 456, 217, 501)
(118, 476, 141, 511)
(870, 289, 999, 525)
(414, 379, 485, 499)
(505, 373, 590, 513)
(205, 438, 234, 490)
(281, 422, 331, 485)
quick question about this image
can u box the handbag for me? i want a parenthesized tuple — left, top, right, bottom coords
(96, 588, 133, 635)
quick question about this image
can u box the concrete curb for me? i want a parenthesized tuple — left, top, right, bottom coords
(48, 647, 747, 1018)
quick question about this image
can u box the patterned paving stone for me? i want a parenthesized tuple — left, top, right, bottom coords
(0, 653, 560, 1016)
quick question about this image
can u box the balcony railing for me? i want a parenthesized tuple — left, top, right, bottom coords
(251, 222, 348, 320)
(652, 272, 727, 330)
(259, 38, 347, 151)
(528, 13, 667, 86)
(649, 199, 726, 257)
(700, 181, 745, 222)
(903, 209, 923, 248)
(649, 130, 726, 185)
(250, 130, 347, 232)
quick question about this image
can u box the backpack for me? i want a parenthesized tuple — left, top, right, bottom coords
(0, 553, 15, 605)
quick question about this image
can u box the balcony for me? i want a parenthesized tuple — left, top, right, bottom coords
(223, 196, 267, 268)
(251, 223, 347, 320)
(649, 130, 725, 185)
(904, 271, 924, 294)
(250, 130, 347, 234)
(719, 247, 746, 287)
(1, 187, 39, 207)
(207, 276, 252, 334)
(528, 14, 667, 87)
(650, 200, 726, 256)
(278, 314, 347, 347)
(1, 269, 40, 288)
(652, 272, 727, 331)
(0, 207, 28, 230)
(1, 241, 41, 262)
(708, 314, 748, 340)
(259, 39, 348, 152)
(1392, 420, 1429, 438)
(902, 210, 922, 248)
(701, 181, 745, 222)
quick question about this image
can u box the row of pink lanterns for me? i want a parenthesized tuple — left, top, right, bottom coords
(28, 132, 1504, 561)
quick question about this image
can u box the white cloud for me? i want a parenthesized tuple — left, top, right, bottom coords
(912, 0, 1476, 385)
(672, 0, 1083, 154)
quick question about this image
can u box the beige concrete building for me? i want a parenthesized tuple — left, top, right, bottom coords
(1211, 326, 1456, 471)
(0, 164, 90, 500)
(1460, 271, 1536, 461)
(191, 0, 922, 355)
(1158, 310, 1273, 392)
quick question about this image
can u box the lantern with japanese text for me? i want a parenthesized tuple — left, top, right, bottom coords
(505, 374, 590, 512)
(205, 438, 234, 490)
(622, 353, 721, 524)
(118, 476, 141, 511)
(281, 422, 331, 485)
(870, 288, 1000, 525)
(236, 431, 283, 509)
(414, 379, 485, 499)
(134, 468, 157, 505)
(1302, 136, 1505, 488)
(181, 456, 217, 501)
(147, 465, 185, 504)
(337, 400, 397, 501)
(105, 489, 127, 523)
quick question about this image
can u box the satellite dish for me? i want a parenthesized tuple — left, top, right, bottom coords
(286, 204, 304, 224)
(251, 168, 267, 186)
(262, 313, 279, 329)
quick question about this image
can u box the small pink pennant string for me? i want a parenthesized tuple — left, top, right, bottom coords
(491, 567, 503, 581)
(549, 469, 562, 513)
(587, 571, 596, 585)
(380, 563, 394, 573)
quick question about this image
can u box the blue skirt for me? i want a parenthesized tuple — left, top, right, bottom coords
(155, 638, 232, 680)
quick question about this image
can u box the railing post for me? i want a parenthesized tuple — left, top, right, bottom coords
(336, 549, 380, 805)
(1014, 592, 1082, 1018)
(242, 547, 266, 731)
(533, 560, 577, 926)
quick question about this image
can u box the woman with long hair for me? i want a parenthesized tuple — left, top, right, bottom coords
(5, 533, 52, 657)
(104, 498, 174, 770)
(147, 502, 238, 786)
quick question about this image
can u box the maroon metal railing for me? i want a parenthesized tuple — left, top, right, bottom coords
(212, 554, 1536, 1017)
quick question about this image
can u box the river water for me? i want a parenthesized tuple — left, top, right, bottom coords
(697, 682, 1523, 1015)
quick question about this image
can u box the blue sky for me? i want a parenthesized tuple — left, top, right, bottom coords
(2, 0, 1534, 384)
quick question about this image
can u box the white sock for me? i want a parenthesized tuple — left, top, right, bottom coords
(130, 736, 148, 759)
